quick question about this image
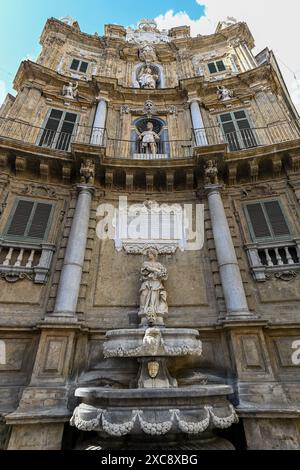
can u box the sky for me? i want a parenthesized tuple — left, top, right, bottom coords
(0, 0, 300, 112)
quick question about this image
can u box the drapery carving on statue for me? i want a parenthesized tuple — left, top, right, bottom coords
(138, 65, 159, 89)
(139, 249, 168, 326)
(63, 82, 78, 99)
(139, 44, 157, 63)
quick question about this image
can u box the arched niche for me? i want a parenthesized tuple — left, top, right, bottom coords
(132, 62, 165, 89)
(130, 117, 169, 157)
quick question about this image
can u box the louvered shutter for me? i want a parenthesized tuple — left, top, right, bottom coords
(246, 203, 271, 239)
(27, 203, 52, 239)
(264, 201, 290, 237)
(7, 200, 34, 237)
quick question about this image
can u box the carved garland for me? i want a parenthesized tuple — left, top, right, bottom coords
(70, 405, 239, 436)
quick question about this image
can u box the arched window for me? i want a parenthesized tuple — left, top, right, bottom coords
(131, 117, 169, 158)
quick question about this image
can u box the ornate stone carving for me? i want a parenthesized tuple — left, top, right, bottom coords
(138, 66, 159, 89)
(139, 249, 168, 327)
(144, 100, 155, 115)
(143, 328, 162, 355)
(205, 160, 219, 185)
(80, 159, 95, 185)
(267, 271, 298, 282)
(123, 242, 179, 255)
(0, 272, 34, 283)
(21, 184, 57, 199)
(136, 122, 160, 155)
(148, 361, 160, 379)
(126, 19, 169, 44)
(217, 85, 233, 101)
(62, 82, 78, 99)
(71, 405, 238, 437)
(139, 44, 157, 63)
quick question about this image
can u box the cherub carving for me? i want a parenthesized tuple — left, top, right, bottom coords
(80, 159, 95, 185)
(205, 160, 219, 185)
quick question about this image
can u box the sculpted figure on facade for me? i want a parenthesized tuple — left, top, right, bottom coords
(63, 82, 78, 99)
(217, 85, 233, 101)
(139, 249, 168, 326)
(205, 160, 219, 185)
(139, 43, 157, 63)
(138, 65, 159, 89)
(80, 159, 95, 185)
(137, 122, 160, 155)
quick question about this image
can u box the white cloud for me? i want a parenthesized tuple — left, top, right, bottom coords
(0, 81, 7, 107)
(155, 1, 300, 114)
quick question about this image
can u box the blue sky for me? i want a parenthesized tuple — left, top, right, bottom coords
(0, 0, 300, 111)
(0, 0, 204, 97)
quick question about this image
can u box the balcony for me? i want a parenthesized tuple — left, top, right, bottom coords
(0, 116, 300, 159)
(0, 239, 55, 284)
(245, 240, 300, 281)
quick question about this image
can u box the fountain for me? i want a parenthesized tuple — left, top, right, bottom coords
(71, 249, 238, 450)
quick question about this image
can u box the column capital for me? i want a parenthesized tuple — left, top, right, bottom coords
(76, 184, 95, 196)
(204, 184, 224, 195)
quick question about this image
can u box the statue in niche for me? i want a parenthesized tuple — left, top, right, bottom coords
(80, 159, 95, 185)
(139, 249, 168, 326)
(217, 85, 233, 101)
(138, 66, 159, 89)
(205, 160, 219, 185)
(63, 82, 78, 99)
(137, 122, 160, 155)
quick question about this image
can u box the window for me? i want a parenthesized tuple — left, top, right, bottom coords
(5, 199, 54, 242)
(219, 110, 257, 151)
(244, 200, 292, 242)
(208, 60, 226, 74)
(70, 58, 89, 74)
(39, 109, 77, 151)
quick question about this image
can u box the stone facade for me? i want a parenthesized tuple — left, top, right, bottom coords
(0, 16, 300, 450)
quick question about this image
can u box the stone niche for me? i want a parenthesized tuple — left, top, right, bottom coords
(91, 239, 214, 319)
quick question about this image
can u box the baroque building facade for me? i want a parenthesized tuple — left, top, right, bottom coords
(0, 16, 300, 450)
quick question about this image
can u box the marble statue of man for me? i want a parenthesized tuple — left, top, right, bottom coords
(205, 160, 219, 185)
(137, 122, 160, 155)
(139, 249, 168, 326)
(138, 66, 158, 89)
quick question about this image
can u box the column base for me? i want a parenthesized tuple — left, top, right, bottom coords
(44, 313, 79, 325)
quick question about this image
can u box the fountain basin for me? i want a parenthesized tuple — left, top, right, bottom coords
(71, 385, 238, 437)
(104, 328, 202, 358)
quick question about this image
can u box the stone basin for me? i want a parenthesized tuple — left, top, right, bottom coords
(103, 327, 202, 358)
(71, 385, 237, 438)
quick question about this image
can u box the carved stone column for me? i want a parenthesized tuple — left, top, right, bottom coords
(190, 99, 208, 146)
(206, 184, 252, 319)
(53, 184, 94, 319)
(90, 97, 108, 145)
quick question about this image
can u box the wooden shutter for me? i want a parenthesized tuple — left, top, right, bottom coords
(246, 203, 271, 239)
(264, 201, 291, 237)
(6, 200, 53, 241)
(7, 200, 34, 237)
(27, 203, 53, 239)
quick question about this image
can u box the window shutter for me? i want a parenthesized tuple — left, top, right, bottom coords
(246, 203, 271, 239)
(7, 200, 34, 237)
(27, 203, 52, 239)
(264, 201, 290, 237)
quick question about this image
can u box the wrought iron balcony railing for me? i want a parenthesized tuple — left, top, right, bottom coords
(0, 116, 300, 157)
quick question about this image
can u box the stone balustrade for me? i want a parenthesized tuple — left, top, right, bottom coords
(245, 239, 300, 281)
(0, 240, 55, 284)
